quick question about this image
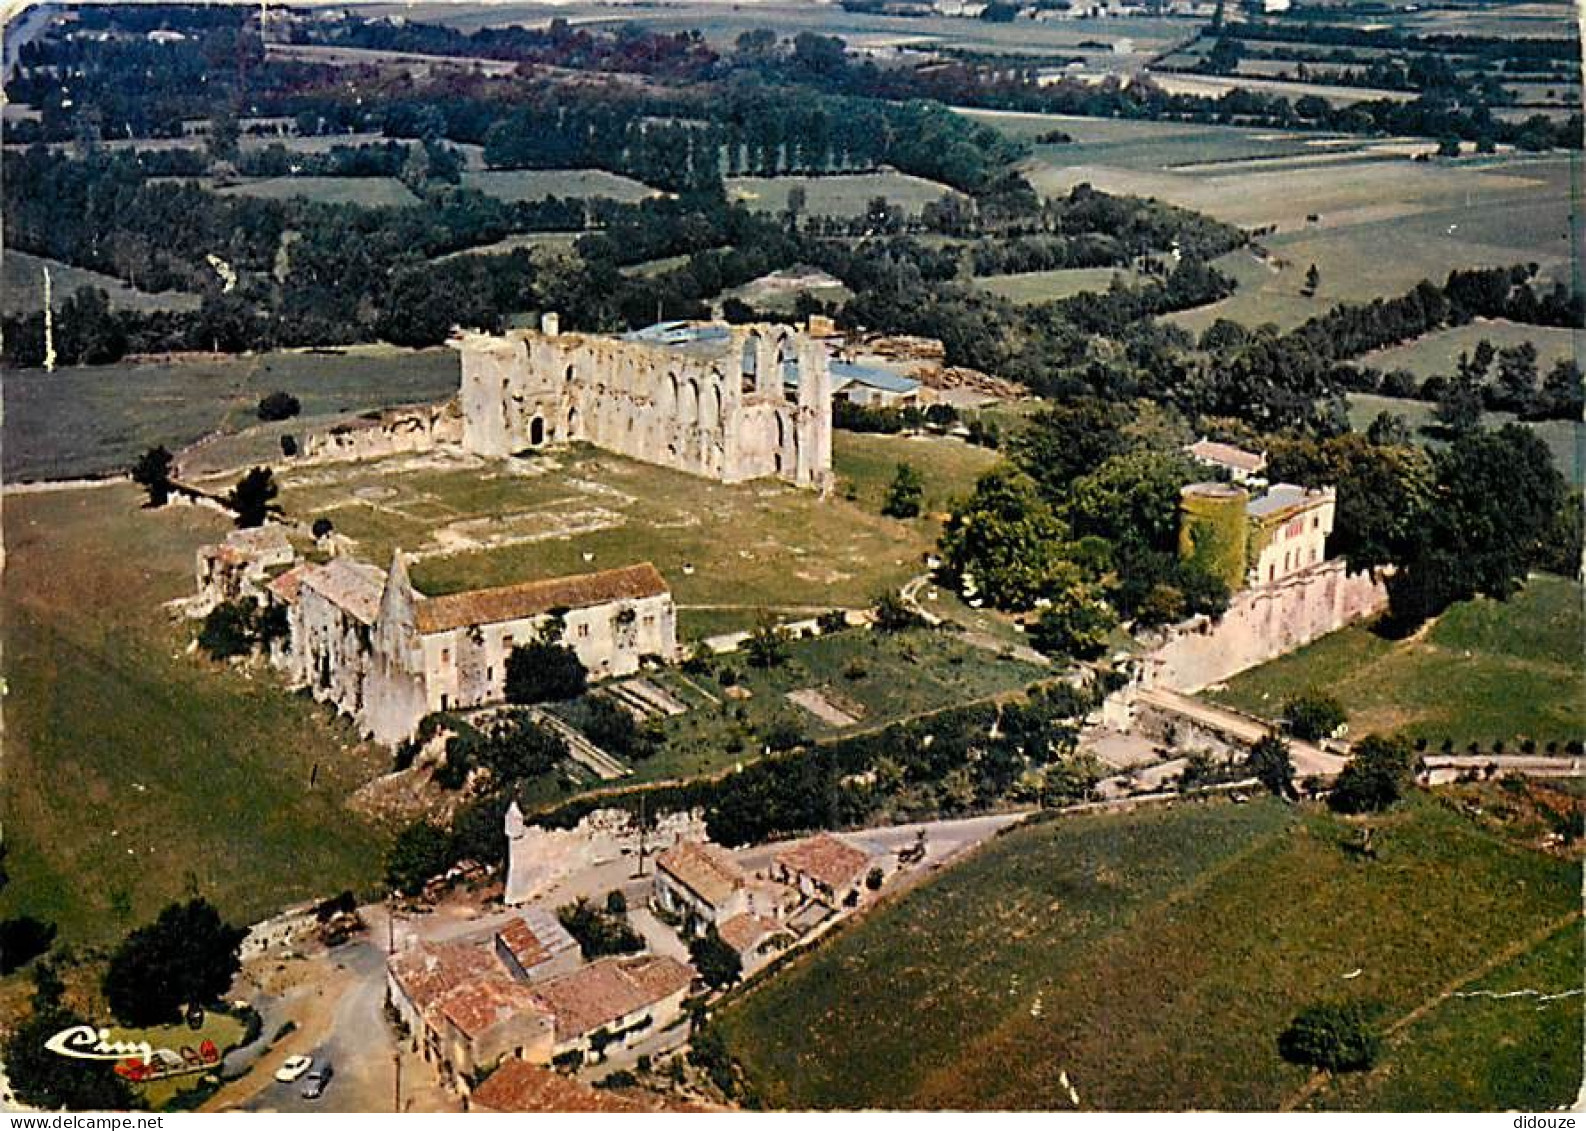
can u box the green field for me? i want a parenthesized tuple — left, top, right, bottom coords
(258, 444, 936, 639)
(623, 627, 1044, 784)
(2, 249, 201, 315)
(726, 172, 964, 219)
(1346, 392, 1585, 488)
(1357, 318, 1582, 379)
(2, 346, 460, 482)
(461, 168, 660, 204)
(0, 485, 390, 946)
(435, 231, 582, 262)
(215, 176, 421, 208)
(972, 266, 1135, 305)
(833, 430, 1002, 521)
(718, 796, 1581, 1110)
(1209, 575, 1585, 748)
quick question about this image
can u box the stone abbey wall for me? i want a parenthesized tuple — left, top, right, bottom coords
(455, 320, 834, 490)
(1140, 558, 1389, 694)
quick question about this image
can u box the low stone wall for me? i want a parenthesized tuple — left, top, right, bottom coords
(504, 806, 707, 906)
(301, 401, 462, 464)
(1141, 558, 1388, 694)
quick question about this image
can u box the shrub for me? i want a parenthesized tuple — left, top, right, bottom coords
(865, 866, 884, 891)
(605, 889, 627, 915)
(1284, 691, 1347, 742)
(557, 898, 643, 959)
(1329, 734, 1417, 814)
(199, 599, 260, 659)
(504, 625, 587, 704)
(0, 917, 57, 975)
(257, 391, 301, 421)
(311, 517, 334, 539)
(1278, 1002, 1381, 1072)
(279, 434, 298, 457)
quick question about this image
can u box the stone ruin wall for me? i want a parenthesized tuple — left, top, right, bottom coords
(301, 401, 463, 464)
(504, 806, 708, 906)
(1141, 558, 1389, 695)
(457, 324, 833, 490)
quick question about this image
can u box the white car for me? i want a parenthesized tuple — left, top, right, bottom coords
(274, 1056, 313, 1084)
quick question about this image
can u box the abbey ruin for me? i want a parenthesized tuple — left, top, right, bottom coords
(454, 317, 835, 491)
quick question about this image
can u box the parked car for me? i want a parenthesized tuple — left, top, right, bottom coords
(274, 1055, 313, 1083)
(301, 1064, 334, 1100)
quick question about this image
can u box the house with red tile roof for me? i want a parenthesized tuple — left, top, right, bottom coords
(773, 832, 872, 906)
(528, 954, 695, 1063)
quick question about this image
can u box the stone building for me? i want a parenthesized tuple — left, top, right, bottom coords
(773, 833, 872, 906)
(453, 316, 833, 491)
(652, 840, 751, 930)
(386, 941, 556, 1091)
(493, 906, 582, 984)
(268, 554, 677, 745)
(526, 954, 695, 1063)
(194, 526, 295, 612)
(1178, 481, 1336, 592)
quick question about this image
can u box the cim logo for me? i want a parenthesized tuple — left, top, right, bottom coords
(42, 1025, 156, 1063)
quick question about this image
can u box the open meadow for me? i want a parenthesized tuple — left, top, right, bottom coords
(972, 266, 1136, 305)
(460, 168, 661, 204)
(214, 175, 421, 208)
(1208, 574, 1585, 749)
(717, 795, 1582, 1110)
(1356, 318, 1582, 379)
(2, 249, 201, 315)
(726, 172, 964, 219)
(0, 485, 390, 947)
(1345, 393, 1584, 487)
(2, 346, 460, 482)
(255, 444, 938, 640)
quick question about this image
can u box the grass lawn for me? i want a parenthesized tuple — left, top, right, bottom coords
(627, 626, 1045, 784)
(1356, 318, 1583, 379)
(2, 346, 460, 482)
(124, 1011, 247, 1109)
(972, 266, 1134, 305)
(264, 445, 935, 639)
(460, 169, 659, 204)
(2, 249, 201, 315)
(718, 795, 1581, 1110)
(215, 176, 421, 208)
(1208, 574, 1584, 748)
(725, 172, 964, 219)
(0, 485, 391, 947)
(1309, 919, 1584, 1112)
(832, 430, 1002, 521)
(1346, 392, 1585, 488)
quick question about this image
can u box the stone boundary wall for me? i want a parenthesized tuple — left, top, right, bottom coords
(1141, 558, 1388, 694)
(504, 806, 707, 906)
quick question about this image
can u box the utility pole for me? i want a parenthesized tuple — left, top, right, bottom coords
(634, 794, 648, 878)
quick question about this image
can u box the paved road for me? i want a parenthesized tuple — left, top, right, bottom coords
(1136, 687, 1345, 778)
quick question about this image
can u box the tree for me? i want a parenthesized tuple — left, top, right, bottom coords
(689, 928, 743, 990)
(939, 466, 1073, 612)
(557, 898, 643, 959)
(745, 617, 791, 668)
(1302, 263, 1320, 297)
(5, 1005, 134, 1111)
(1435, 351, 1485, 435)
(1284, 690, 1347, 742)
(1495, 341, 1539, 412)
(504, 620, 588, 703)
(1279, 1002, 1381, 1072)
(1027, 574, 1117, 660)
(1248, 734, 1296, 800)
(882, 462, 924, 519)
(130, 446, 176, 508)
(872, 590, 923, 634)
(228, 466, 279, 528)
(199, 599, 259, 659)
(1329, 733, 1417, 814)
(1386, 425, 1565, 626)
(256, 390, 301, 422)
(0, 916, 57, 975)
(102, 898, 247, 1027)
(386, 820, 452, 896)
(1066, 450, 1196, 553)
(312, 517, 334, 539)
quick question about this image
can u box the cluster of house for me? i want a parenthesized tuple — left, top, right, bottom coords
(384, 830, 881, 1106)
(650, 830, 879, 975)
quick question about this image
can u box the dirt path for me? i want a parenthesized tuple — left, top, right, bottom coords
(1279, 909, 1585, 1112)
